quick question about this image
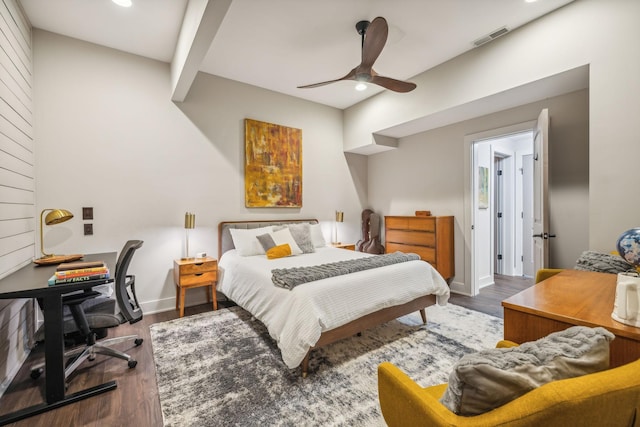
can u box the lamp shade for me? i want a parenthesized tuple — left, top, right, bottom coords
(184, 212, 195, 229)
(40, 208, 74, 258)
(44, 209, 74, 225)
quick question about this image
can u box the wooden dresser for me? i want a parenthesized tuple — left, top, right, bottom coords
(384, 216, 454, 282)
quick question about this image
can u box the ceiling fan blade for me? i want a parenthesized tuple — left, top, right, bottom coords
(297, 17, 418, 93)
(297, 68, 356, 89)
(370, 75, 417, 93)
(360, 17, 388, 71)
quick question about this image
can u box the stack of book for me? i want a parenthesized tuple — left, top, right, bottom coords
(48, 260, 110, 286)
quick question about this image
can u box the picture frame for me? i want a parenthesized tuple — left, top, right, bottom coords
(478, 166, 489, 209)
(244, 118, 302, 207)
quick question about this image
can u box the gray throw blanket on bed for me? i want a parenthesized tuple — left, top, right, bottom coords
(271, 251, 420, 290)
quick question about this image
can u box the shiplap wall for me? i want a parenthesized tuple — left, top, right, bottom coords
(0, 0, 34, 395)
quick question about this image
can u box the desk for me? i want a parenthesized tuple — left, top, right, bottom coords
(0, 252, 116, 425)
(502, 269, 640, 368)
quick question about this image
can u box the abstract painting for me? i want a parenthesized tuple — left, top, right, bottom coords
(245, 119, 302, 207)
(478, 166, 489, 209)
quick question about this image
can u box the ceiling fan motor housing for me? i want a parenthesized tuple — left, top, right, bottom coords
(356, 20, 370, 36)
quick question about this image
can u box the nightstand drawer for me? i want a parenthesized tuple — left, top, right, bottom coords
(179, 271, 217, 286)
(179, 260, 216, 275)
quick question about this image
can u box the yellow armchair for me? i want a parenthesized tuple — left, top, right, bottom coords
(378, 354, 640, 427)
(534, 268, 564, 283)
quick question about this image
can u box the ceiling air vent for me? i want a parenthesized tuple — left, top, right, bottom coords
(473, 26, 510, 47)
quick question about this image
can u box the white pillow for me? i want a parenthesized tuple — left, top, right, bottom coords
(270, 227, 303, 255)
(287, 223, 315, 253)
(229, 226, 274, 256)
(309, 223, 327, 248)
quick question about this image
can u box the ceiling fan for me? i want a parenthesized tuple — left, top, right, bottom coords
(297, 17, 417, 93)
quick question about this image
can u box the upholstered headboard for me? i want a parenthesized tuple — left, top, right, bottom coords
(218, 219, 319, 259)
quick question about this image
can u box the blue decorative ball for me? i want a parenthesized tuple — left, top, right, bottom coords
(616, 228, 640, 267)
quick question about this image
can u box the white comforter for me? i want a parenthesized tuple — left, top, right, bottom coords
(217, 246, 450, 368)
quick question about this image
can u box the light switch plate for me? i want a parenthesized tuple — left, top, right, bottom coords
(84, 223, 93, 235)
(82, 207, 93, 220)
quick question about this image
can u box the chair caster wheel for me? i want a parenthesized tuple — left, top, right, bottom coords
(128, 360, 137, 369)
(134, 338, 143, 346)
(30, 368, 43, 379)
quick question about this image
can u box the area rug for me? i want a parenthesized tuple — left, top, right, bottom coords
(149, 304, 503, 426)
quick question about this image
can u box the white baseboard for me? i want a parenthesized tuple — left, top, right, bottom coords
(449, 280, 471, 296)
(141, 287, 215, 316)
(479, 275, 495, 288)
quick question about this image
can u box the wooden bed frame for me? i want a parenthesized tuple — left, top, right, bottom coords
(217, 219, 438, 377)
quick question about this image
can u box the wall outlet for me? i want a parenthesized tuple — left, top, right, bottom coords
(84, 223, 93, 235)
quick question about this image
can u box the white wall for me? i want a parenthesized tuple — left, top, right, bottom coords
(368, 89, 589, 294)
(32, 30, 367, 313)
(347, 0, 639, 255)
(0, 0, 35, 396)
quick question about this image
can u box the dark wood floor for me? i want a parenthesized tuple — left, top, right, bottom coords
(448, 274, 534, 318)
(0, 275, 533, 426)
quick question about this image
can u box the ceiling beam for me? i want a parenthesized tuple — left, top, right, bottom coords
(171, 0, 232, 102)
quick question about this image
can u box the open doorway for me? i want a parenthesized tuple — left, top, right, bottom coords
(472, 130, 534, 289)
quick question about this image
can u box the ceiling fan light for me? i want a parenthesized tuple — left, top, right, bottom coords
(355, 83, 367, 91)
(112, 0, 132, 7)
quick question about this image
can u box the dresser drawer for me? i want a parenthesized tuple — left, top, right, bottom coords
(386, 230, 435, 247)
(386, 216, 435, 232)
(179, 260, 217, 275)
(386, 243, 436, 264)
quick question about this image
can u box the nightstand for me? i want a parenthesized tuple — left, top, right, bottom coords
(173, 257, 218, 318)
(331, 243, 356, 250)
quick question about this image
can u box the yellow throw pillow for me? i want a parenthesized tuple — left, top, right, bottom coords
(266, 244, 292, 259)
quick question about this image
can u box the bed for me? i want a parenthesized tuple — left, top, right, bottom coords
(217, 219, 450, 376)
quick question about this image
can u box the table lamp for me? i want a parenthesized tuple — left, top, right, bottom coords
(39, 208, 74, 258)
(333, 210, 344, 245)
(183, 212, 195, 260)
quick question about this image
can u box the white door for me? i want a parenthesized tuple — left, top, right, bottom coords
(532, 109, 550, 273)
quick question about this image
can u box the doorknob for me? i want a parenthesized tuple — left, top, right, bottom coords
(532, 232, 557, 239)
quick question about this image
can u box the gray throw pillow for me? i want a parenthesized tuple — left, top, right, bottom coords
(574, 250, 634, 274)
(256, 233, 276, 252)
(439, 325, 614, 416)
(287, 223, 315, 254)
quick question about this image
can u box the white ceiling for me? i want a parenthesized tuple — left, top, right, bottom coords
(20, 0, 575, 110)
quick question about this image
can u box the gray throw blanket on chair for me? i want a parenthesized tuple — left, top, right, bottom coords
(272, 251, 420, 290)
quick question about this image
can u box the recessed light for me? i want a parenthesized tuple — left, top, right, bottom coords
(525, 0, 538, 3)
(355, 83, 367, 91)
(112, 0, 132, 7)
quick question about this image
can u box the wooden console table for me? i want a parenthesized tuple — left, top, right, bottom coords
(502, 269, 640, 367)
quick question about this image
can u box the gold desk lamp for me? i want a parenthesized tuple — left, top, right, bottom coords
(34, 208, 83, 265)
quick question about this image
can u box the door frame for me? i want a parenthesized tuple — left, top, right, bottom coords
(463, 120, 537, 296)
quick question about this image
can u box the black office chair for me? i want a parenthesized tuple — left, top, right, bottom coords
(31, 240, 144, 382)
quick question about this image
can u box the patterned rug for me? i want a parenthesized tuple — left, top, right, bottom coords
(149, 304, 503, 427)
